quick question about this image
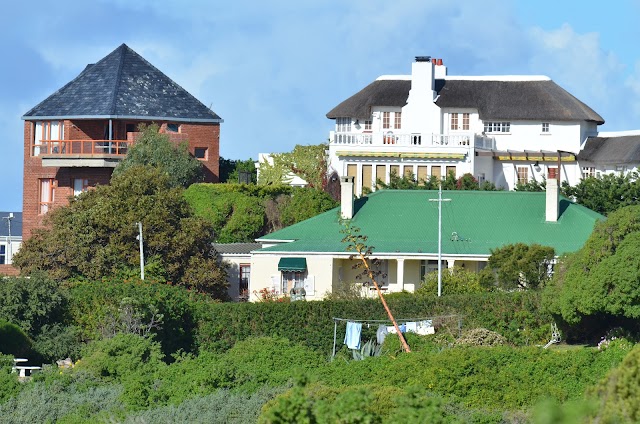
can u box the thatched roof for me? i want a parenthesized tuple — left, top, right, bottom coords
(578, 135, 640, 164)
(327, 78, 604, 124)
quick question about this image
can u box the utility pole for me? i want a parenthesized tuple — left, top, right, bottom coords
(136, 222, 145, 280)
(428, 184, 451, 296)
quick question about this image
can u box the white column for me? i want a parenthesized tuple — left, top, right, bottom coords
(447, 259, 455, 269)
(397, 258, 405, 292)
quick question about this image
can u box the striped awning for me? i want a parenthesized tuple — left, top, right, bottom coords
(336, 151, 465, 159)
(278, 257, 307, 271)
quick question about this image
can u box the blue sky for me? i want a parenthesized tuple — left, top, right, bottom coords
(2, 0, 640, 211)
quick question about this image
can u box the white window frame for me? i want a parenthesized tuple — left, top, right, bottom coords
(394, 112, 402, 130)
(39, 178, 56, 215)
(336, 117, 351, 133)
(73, 178, 89, 196)
(516, 166, 528, 185)
(484, 121, 511, 133)
(581, 166, 596, 179)
(541, 122, 550, 133)
(33, 121, 64, 156)
(0, 245, 5, 265)
(281, 271, 306, 294)
(364, 120, 372, 131)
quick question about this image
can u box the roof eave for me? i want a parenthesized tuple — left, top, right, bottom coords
(22, 114, 223, 123)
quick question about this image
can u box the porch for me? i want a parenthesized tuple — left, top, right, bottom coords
(330, 131, 496, 150)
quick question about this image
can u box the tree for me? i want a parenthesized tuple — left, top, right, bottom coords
(219, 157, 257, 184)
(544, 205, 640, 325)
(278, 187, 338, 227)
(482, 243, 555, 290)
(377, 172, 499, 191)
(257, 144, 328, 189)
(564, 172, 640, 216)
(13, 166, 228, 297)
(416, 267, 485, 296)
(112, 124, 204, 188)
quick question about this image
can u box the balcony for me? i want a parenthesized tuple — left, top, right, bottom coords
(37, 140, 132, 168)
(330, 132, 496, 150)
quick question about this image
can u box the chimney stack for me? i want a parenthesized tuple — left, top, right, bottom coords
(546, 178, 559, 222)
(340, 176, 354, 220)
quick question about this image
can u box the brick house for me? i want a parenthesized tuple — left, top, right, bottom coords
(21, 44, 222, 239)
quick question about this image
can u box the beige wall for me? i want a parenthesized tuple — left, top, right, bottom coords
(220, 254, 251, 301)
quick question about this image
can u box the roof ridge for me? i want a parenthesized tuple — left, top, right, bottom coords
(109, 44, 129, 115)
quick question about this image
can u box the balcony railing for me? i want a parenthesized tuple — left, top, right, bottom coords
(330, 132, 495, 150)
(35, 140, 131, 157)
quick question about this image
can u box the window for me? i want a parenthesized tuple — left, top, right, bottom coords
(581, 167, 596, 179)
(336, 117, 351, 132)
(451, 113, 470, 130)
(39, 178, 56, 214)
(450, 113, 458, 130)
(281, 271, 305, 294)
(516, 166, 528, 185)
(484, 121, 510, 133)
(446, 166, 456, 178)
(194, 147, 208, 160)
(0, 245, 5, 265)
(239, 264, 250, 301)
(542, 122, 550, 133)
(615, 165, 628, 173)
(394, 112, 402, 129)
(419, 260, 443, 281)
(166, 123, 180, 133)
(382, 112, 390, 129)
(364, 120, 372, 130)
(73, 178, 89, 196)
(33, 121, 63, 156)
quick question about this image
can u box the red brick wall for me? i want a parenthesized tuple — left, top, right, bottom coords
(22, 119, 221, 240)
(0, 264, 20, 276)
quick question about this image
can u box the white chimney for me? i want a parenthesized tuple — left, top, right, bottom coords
(340, 176, 354, 220)
(403, 56, 441, 136)
(410, 56, 435, 98)
(546, 178, 559, 222)
(434, 58, 447, 79)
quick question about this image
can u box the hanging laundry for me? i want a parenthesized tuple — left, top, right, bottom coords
(405, 321, 418, 333)
(415, 320, 435, 335)
(344, 321, 362, 349)
(399, 323, 406, 333)
(376, 324, 388, 344)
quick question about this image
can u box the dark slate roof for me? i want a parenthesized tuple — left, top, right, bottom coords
(23, 44, 221, 122)
(578, 135, 640, 164)
(213, 243, 262, 255)
(327, 78, 604, 124)
(0, 212, 22, 238)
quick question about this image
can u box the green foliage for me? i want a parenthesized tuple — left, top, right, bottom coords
(0, 355, 21, 404)
(352, 339, 383, 360)
(32, 324, 83, 363)
(484, 243, 555, 290)
(279, 187, 338, 227)
(515, 178, 546, 192)
(112, 123, 204, 188)
(13, 166, 228, 296)
(219, 156, 257, 183)
(544, 205, 640, 327)
(378, 171, 499, 191)
(196, 291, 552, 355)
(185, 183, 336, 242)
(565, 172, 640, 216)
(0, 273, 67, 337)
(589, 344, 640, 423)
(257, 144, 328, 189)
(0, 320, 32, 358)
(67, 279, 211, 357)
(417, 267, 485, 296)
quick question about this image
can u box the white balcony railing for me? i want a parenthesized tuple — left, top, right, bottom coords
(330, 131, 496, 150)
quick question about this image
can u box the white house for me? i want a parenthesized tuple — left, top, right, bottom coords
(326, 56, 606, 195)
(0, 212, 22, 275)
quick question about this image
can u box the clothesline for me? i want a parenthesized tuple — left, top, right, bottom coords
(331, 314, 462, 357)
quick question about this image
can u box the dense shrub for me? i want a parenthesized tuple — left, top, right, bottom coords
(197, 291, 552, 354)
(0, 273, 67, 337)
(67, 279, 212, 357)
(455, 328, 508, 347)
(0, 320, 32, 358)
(31, 324, 83, 363)
(416, 267, 485, 296)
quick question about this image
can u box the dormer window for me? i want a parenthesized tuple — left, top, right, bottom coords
(364, 120, 372, 130)
(450, 113, 470, 131)
(336, 117, 351, 132)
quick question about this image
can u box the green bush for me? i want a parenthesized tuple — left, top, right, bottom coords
(32, 324, 83, 363)
(0, 273, 67, 337)
(0, 320, 32, 358)
(416, 267, 485, 296)
(196, 291, 551, 355)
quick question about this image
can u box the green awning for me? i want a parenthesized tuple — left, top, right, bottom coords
(278, 257, 307, 271)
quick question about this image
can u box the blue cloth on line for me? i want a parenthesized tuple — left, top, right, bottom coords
(344, 321, 362, 349)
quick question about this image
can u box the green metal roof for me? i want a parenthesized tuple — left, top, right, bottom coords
(278, 257, 307, 271)
(256, 190, 604, 256)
